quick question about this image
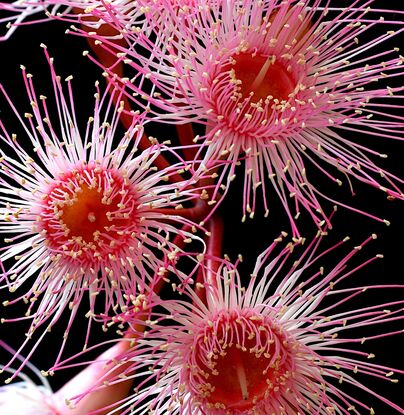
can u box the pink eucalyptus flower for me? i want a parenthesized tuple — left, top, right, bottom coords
(0, 0, 74, 41)
(0, 380, 57, 415)
(83, 229, 404, 415)
(0, 357, 57, 415)
(0, 47, 203, 377)
(0, 0, 115, 40)
(0, 340, 133, 414)
(91, 0, 404, 235)
(0, 0, 199, 42)
(0, 1, 49, 40)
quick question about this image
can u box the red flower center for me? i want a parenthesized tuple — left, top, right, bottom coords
(190, 311, 293, 412)
(41, 164, 139, 265)
(231, 52, 296, 103)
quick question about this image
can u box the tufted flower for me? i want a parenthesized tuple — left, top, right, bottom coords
(0, 48, 203, 376)
(0, 379, 57, 415)
(84, 229, 404, 414)
(0, 0, 77, 41)
(0, 0, 200, 42)
(93, 0, 404, 236)
(0, 340, 133, 414)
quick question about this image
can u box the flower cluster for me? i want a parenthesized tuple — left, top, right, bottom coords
(0, 1, 402, 415)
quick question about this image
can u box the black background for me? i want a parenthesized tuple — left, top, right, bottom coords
(0, 1, 403, 414)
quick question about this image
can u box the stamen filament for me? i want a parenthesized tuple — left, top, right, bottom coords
(250, 56, 275, 93)
(235, 355, 249, 401)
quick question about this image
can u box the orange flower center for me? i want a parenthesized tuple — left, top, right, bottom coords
(191, 312, 293, 412)
(41, 165, 139, 264)
(60, 184, 128, 243)
(231, 52, 296, 103)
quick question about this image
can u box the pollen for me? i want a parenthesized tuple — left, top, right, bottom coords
(189, 310, 294, 412)
(40, 163, 139, 265)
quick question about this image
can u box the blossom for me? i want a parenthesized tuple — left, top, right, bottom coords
(72, 0, 200, 33)
(0, 340, 133, 414)
(0, 47, 203, 376)
(89, 229, 404, 415)
(91, 0, 404, 235)
(0, 0, 130, 43)
(0, 379, 57, 415)
(0, 0, 199, 42)
(0, 340, 58, 414)
(0, 0, 66, 40)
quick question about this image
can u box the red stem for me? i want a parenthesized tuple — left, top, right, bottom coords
(196, 214, 224, 302)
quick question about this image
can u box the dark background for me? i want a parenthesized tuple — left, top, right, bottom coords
(0, 1, 403, 413)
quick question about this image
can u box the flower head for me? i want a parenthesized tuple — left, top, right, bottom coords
(0, 341, 58, 415)
(97, 0, 404, 235)
(92, 229, 403, 414)
(0, 339, 134, 414)
(0, 48, 202, 375)
(0, 380, 57, 415)
(0, 0, 199, 42)
(0, 1, 46, 40)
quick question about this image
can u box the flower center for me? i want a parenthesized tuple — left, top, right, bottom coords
(189, 310, 293, 412)
(40, 164, 139, 265)
(231, 52, 295, 103)
(60, 184, 117, 242)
